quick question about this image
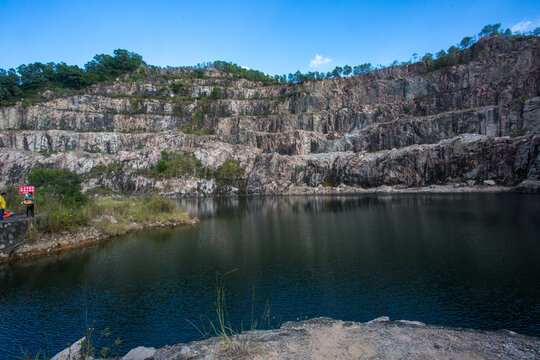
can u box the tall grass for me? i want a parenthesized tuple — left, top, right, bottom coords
(37, 196, 190, 235)
(188, 271, 271, 358)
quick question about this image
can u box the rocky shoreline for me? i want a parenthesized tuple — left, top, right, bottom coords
(270, 181, 538, 195)
(52, 317, 540, 360)
(0, 217, 198, 265)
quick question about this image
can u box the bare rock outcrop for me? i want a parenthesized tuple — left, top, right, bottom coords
(0, 36, 539, 195)
(119, 317, 539, 359)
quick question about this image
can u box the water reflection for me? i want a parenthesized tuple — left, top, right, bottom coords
(179, 193, 515, 218)
(1, 194, 539, 358)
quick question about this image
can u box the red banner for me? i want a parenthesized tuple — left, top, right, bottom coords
(19, 186, 35, 194)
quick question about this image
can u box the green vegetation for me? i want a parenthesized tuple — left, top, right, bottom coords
(510, 128, 529, 138)
(85, 184, 118, 197)
(210, 86, 223, 99)
(20, 320, 124, 360)
(157, 61, 277, 85)
(27, 167, 88, 207)
(281, 63, 373, 83)
(3, 23, 538, 109)
(23, 168, 189, 235)
(140, 151, 244, 182)
(80, 324, 124, 360)
(417, 23, 539, 72)
(169, 81, 194, 95)
(179, 103, 216, 135)
(208, 272, 259, 357)
(180, 127, 216, 135)
(215, 158, 245, 181)
(186, 271, 270, 358)
(150, 150, 205, 178)
(211, 61, 276, 85)
(276, 89, 312, 102)
(87, 163, 125, 179)
(88, 197, 189, 236)
(275, 23, 540, 83)
(3, 186, 26, 214)
(1, 49, 143, 106)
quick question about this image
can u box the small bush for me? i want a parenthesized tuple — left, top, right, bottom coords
(160, 150, 170, 161)
(510, 128, 528, 137)
(170, 82, 183, 94)
(215, 158, 244, 180)
(87, 163, 125, 179)
(37, 196, 91, 233)
(180, 126, 216, 135)
(85, 184, 116, 197)
(140, 151, 205, 179)
(27, 167, 88, 207)
(156, 159, 169, 173)
(147, 197, 177, 214)
(210, 86, 223, 99)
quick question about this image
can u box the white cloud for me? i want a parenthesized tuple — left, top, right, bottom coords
(240, 65, 251, 70)
(511, 18, 540, 33)
(309, 54, 332, 69)
(511, 20, 532, 33)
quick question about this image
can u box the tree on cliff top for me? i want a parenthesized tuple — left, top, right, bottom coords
(0, 49, 144, 107)
(460, 36, 475, 49)
(479, 23, 502, 38)
(85, 49, 143, 83)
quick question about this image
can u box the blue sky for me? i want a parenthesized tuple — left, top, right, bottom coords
(1, 0, 539, 76)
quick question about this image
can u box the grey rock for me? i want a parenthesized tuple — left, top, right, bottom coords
(523, 96, 540, 133)
(122, 346, 156, 360)
(0, 36, 539, 197)
(513, 179, 540, 193)
(148, 317, 540, 359)
(51, 337, 86, 360)
(367, 316, 390, 324)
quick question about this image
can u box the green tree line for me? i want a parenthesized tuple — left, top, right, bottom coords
(416, 23, 539, 71)
(0, 49, 143, 106)
(276, 23, 540, 84)
(2, 23, 539, 105)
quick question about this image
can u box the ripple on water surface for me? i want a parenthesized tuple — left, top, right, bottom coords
(0, 194, 539, 357)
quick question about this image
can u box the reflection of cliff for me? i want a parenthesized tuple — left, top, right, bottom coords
(2, 195, 539, 356)
(181, 194, 491, 218)
(1, 36, 539, 195)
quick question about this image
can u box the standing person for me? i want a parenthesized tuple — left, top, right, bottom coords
(24, 191, 35, 218)
(0, 192, 6, 220)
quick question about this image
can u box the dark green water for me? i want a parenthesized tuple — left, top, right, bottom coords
(1, 194, 539, 357)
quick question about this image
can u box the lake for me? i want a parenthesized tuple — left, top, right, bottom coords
(1, 194, 539, 357)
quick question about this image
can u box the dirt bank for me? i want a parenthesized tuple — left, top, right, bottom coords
(0, 217, 198, 264)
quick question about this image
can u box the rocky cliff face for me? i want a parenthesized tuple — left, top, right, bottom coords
(1, 36, 539, 196)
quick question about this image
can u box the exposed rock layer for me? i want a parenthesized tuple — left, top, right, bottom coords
(1, 36, 539, 195)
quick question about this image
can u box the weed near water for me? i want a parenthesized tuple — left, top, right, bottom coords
(85, 196, 190, 236)
(19, 309, 124, 360)
(20, 327, 123, 360)
(20, 167, 191, 235)
(187, 271, 272, 358)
